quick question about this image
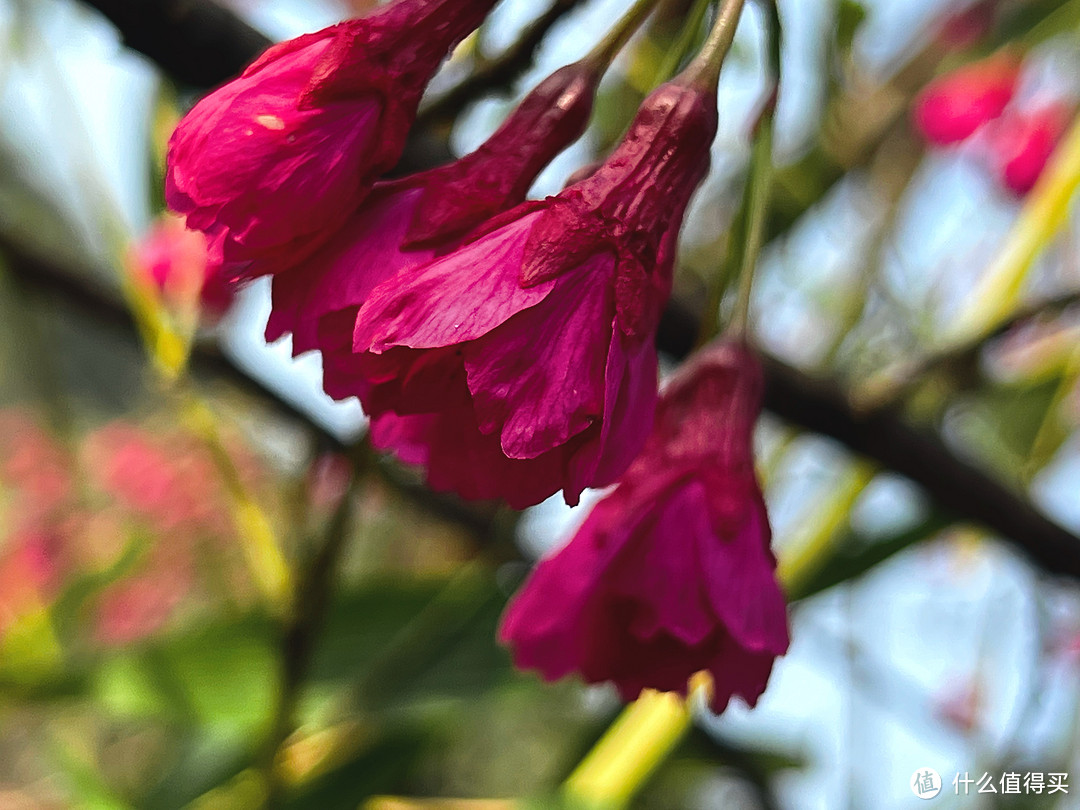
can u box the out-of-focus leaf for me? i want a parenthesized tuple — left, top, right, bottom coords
(282, 728, 424, 810)
(995, 0, 1080, 48)
(139, 737, 259, 810)
(155, 614, 277, 736)
(836, 1, 867, 53)
(51, 535, 145, 643)
(306, 570, 512, 707)
(959, 379, 1062, 475)
(94, 612, 277, 738)
(184, 768, 267, 810)
(786, 512, 953, 601)
(338, 570, 512, 708)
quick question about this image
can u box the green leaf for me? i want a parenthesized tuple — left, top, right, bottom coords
(281, 729, 424, 810)
(836, 1, 867, 53)
(786, 512, 953, 601)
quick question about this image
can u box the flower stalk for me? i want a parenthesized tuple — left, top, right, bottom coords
(583, 0, 665, 72)
(682, 0, 746, 90)
(699, 0, 780, 344)
(563, 690, 693, 809)
(657, 0, 714, 81)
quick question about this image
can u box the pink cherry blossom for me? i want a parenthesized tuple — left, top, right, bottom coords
(913, 53, 1020, 145)
(132, 215, 234, 316)
(499, 343, 789, 712)
(166, 0, 495, 281)
(349, 78, 718, 507)
(984, 103, 1071, 195)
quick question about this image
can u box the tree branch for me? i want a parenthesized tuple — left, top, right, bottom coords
(0, 238, 501, 540)
(8, 241, 1080, 581)
(658, 298, 1080, 581)
(80, 0, 271, 88)
(416, 0, 589, 127)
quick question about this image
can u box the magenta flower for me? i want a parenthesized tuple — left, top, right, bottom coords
(265, 61, 600, 363)
(131, 215, 233, 317)
(349, 77, 718, 507)
(166, 0, 495, 281)
(499, 343, 789, 712)
(913, 53, 1019, 145)
(984, 103, 1070, 195)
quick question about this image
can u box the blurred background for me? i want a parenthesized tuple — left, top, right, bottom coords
(2, 0, 1080, 807)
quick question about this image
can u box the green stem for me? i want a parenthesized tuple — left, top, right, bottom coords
(681, 0, 745, 90)
(584, 0, 665, 71)
(699, 0, 780, 344)
(657, 0, 713, 81)
(726, 115, 774, 338)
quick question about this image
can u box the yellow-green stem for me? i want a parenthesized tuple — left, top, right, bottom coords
(585, 0, 665, 71)
(726, 118, 774, 339)
(700, 0, 779, 344)
(563, 690, 693, 809)
(682, 0, 746, 90)
(949, 109, 1080, 343)
(657, 0, 714, 81)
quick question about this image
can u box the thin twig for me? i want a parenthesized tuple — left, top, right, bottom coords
(79, 0, 271, 88)
(416, 0, 589, 127)
(8, 234, 1080, 582)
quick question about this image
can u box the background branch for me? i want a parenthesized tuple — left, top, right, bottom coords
(416, 0, 589, 127)
(8, 238, 1080, 581)
(79, 0, 270, 88)
(63, 0, 1080, 582)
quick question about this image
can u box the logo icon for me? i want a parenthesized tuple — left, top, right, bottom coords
(911, 768, 942, 799)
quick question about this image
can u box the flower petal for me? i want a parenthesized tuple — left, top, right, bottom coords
(353, 210, 552, 353)
(266, 185, 429, 354)
(465, 254, 615, 459)
(696, 485, 789, 656)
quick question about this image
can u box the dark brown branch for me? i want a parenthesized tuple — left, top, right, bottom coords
(416, 0, 589, 127)
(761, 356, 1080, 580)
(79, 0, 587, 123)
(80, 0, 271, 88)
(0, 238, 499, 540)
(658, 297, 1080, 581)
(9, 241, 1080, 582)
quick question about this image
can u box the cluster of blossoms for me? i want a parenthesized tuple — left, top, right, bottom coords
(0, 411, 266, 646)
(166, 0, 789, 710)
(913, 49, 1074, 195)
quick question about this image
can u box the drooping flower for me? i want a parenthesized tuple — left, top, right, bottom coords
(913, 52, 1020, 145)
(983, 103, 1071, 195)
(166, 0, 495, 281)
(349, 76, 718, 507)
(131, 215, 234, 317)
(265, 60, 600, 362)
(499, 342, 790, 712)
